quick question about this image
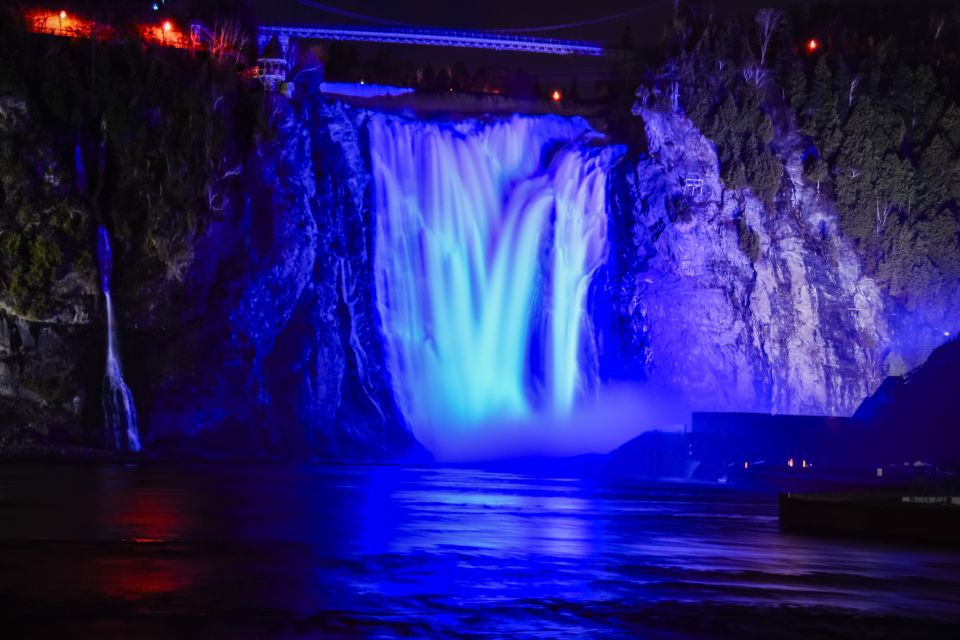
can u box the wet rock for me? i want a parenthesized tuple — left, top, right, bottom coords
(608, 109, 890, 415)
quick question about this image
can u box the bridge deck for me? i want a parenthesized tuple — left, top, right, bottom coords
(257, 24, 607, 57)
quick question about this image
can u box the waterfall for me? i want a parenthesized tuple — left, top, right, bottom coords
(97, 226, 141, 452)
(369, 113, 621, 452)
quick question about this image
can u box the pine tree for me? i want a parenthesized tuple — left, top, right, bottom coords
(835, 98, 908, 244)
(910, 66, 944, 146)
(916, 134, 953, 212)
(785, 60, 807, 115)
(805, 58, 842, 161)
(939, 104, 960, 148)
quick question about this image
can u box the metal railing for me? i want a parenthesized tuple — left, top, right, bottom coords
(257, 24, 607, 56)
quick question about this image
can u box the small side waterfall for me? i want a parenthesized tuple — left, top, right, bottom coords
(97, 226, 141, 452)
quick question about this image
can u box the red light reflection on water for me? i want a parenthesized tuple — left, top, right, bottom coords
(92, 555, 200, 599)
(89, 472, 203, 599)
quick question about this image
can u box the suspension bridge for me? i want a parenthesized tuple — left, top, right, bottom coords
(256, 24, 609, 57)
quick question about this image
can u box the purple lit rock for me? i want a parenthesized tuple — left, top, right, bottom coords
(607, 108, 889, 415)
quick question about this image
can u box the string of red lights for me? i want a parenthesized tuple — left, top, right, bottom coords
(22, 7, 197, 50)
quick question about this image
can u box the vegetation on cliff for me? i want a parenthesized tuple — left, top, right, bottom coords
(639, 0, 960, 314)
(0, 10, 263, 318)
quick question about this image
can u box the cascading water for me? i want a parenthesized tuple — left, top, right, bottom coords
(369, 113, 622, 454)
(97, 226, 141, 452)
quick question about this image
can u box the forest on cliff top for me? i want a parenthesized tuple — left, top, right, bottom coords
(634, 1, 960, 315)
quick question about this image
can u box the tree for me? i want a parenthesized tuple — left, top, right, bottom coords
(910, 66, 945, 145)
(436, 67, 451, 91)
(420, 64, 435, 89)
(754, 8, 783, 66)
(742, 64, 768, 87)
(804, 156, 829, 193)
(847, 75, 860, 109)
(939, 103, 960, 149)
(209, 20, 249, 66)
(451, 61, 468, 91)
(804, 58, 842, 160)
(619, 25, 636, 50)
(786, 60, 807, 115)
(875, 153, 912, 236)
(916, 134, 954, 212)
(835, 98, 910, 246)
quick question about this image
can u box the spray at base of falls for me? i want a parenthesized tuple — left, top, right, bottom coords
(97, 226, 141, 452)
(369, 113, 623, 456)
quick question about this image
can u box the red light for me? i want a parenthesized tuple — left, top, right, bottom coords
(551, 90, 562, 102)
(806, 38, 819, 53)
(163, 21, 172, 32)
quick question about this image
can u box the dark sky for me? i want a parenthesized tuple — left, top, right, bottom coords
(242, 0, 811, 90)
(249, 0, 805, 46)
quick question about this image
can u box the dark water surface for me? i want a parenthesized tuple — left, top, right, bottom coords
(0, 463, 958, 638)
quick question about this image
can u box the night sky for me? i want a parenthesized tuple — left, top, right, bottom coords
(240, 0, 808, 89)
(249, 0, 807, 45)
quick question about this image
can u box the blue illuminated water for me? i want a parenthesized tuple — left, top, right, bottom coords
(0, 463, 957, 638)
(370, 114, 622, 456)
(97, 226, 141, 452)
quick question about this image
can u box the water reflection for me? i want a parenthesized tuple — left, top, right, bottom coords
(0, 463, 958, 638)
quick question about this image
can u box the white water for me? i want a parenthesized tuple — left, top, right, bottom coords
(98, 226, 141, 452)
(369, 113, 621, 455)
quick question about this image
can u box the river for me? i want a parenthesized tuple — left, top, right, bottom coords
(0, 463, 958, 638)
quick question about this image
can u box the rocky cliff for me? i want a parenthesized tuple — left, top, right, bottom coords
(1, 83, 956, 456)
(602, 107, 892, 415)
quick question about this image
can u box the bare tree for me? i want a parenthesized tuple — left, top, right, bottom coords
(848, 75, 860, 107)
(875, 199, 894, 237)
(755, 8, 783, 66)
(284, 40, 299, 76)
(931, 15, 946, 45)
(659, 60, 681, 112)
(742, 64, 768, 87)
(210, 20, 249, 66)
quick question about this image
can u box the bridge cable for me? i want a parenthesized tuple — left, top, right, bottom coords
(293, 0, 417, 28)
(489, 2, 666, 34)
(293, 0, 663, 36)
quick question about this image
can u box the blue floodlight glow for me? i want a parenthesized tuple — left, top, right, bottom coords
(319, 81, 414, 98)
(369, 114, 623, 458)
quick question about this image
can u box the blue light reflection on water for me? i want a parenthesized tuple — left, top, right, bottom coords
(1, 464, 959, 638)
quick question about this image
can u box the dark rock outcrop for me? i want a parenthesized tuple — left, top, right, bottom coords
(853, 338, 960, 466)
(143, 96, 419, 459)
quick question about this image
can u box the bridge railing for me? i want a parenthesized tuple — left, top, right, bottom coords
(257, 24, 608, 56)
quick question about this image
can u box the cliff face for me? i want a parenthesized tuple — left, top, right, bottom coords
(0, 94, 100, 445)
(604, 108, 891, 416)
(0, 88, 955, 456)
(0, 92, 417, 457)
(141, 96, 416, 458)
